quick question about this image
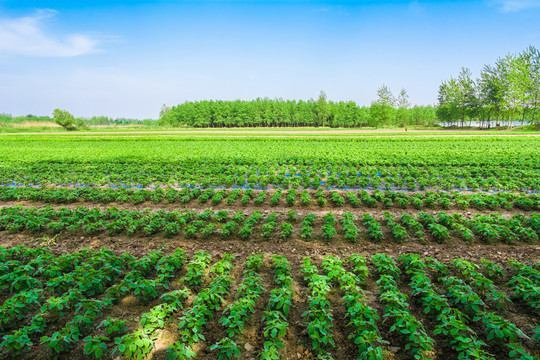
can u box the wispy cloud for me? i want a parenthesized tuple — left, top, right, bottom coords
(488, 0, 540, 12)
(0, 9, 100, 57)
(312, 6, 348, 16)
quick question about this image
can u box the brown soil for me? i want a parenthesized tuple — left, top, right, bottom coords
(1, 215, 538, 267)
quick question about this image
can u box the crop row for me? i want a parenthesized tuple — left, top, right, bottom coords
(1, 246, 539, 359)
(261, 255, 293, 360)
(1, 186, 538, 211)
(322, 255, 386, 360)
(507, 260, 540, 315)
(301, 257, 335, 358)
(0, 246, 186, 357)
(402, 254, 536, 359)
(166, 253, 235, 359)
(210, 254, 264, 359)
(0, 206, 538, 245)
(1, 160, 538, 192)
(372, 254, 435, 359)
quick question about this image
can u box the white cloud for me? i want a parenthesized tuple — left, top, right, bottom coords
(0, 9, 100, 57)
(488, 0, 540, 12)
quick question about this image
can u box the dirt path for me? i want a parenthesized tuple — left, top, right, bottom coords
(1, 233, 538, 269)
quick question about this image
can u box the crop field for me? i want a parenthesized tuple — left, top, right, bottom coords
(0, 136, 539, 191)
(0, 134, 539, 360)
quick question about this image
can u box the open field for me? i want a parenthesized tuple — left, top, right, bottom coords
(0, 135, 538, 191)
(0, 133, 538, 360)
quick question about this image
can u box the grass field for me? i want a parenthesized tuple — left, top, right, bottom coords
(0, 133, 538, 360)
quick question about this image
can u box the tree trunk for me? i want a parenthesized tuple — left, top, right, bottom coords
(533, 94, 538, 123)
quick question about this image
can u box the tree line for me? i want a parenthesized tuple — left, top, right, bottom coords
(437, 46, 540, 127)
(0, 113, 154, 130)
(158, 92, 437, 128)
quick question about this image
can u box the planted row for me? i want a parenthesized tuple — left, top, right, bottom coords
(211, 254, 265, 359)
(1, 206, 538, 245)
(1, 186, 538, 211)
(261, 255, 293, 360)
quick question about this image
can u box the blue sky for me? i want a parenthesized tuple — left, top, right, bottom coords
(0, 0, 539, 119)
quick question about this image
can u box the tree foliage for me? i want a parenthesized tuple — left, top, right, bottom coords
(370, 85, 396, 128)
(52, 109, 77, 130)
(438, 46, 540, 127)
(158, 95, 436, 128)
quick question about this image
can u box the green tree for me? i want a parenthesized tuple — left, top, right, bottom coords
(159, 104, 172, 124)
(457, 67, 478, 127)
(396, 88, 411, 128)
(437, 69, 477, 127)
(524, 46, 540, 124)
(52, 109, 76, 130)
(369, 85, 395, 127)
(437, 81, 455, 126)
(478, 64, 500, 128)
(512, 46, 540, 125)
(315, 91, 329, 126)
